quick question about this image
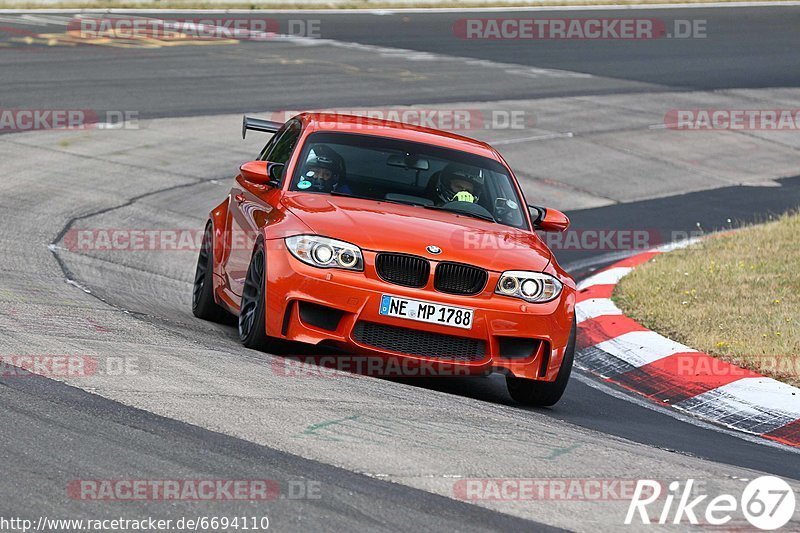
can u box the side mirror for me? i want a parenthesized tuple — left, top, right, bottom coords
(239, 161, 282, 186)
(529, 205, 570, 232)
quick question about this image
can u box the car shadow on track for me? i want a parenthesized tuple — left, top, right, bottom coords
(257, 334, 558, 412)
(198, 313, 563, 413)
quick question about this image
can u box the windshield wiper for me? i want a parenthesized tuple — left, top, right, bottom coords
(329, 191, 382, 202)
(329, 191, 419, 207)
(329, 191, 368, 199)
(328, 192, 496, 222)
(424, 205, 496, 223)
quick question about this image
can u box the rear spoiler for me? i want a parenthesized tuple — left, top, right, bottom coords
(242, 115, 283, 139)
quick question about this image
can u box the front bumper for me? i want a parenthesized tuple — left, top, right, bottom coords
(263, 242, 575, 380)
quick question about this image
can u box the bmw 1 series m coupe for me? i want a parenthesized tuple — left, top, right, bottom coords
(193, 113, 576, 406)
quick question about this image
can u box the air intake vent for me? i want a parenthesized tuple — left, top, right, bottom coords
(353, 321, 485, 361)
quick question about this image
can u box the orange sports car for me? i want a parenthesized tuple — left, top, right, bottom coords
(193, 113, 576, 405)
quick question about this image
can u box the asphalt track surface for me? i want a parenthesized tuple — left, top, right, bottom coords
(1, 6, 800, 118)
(2, 6, 800, 531)
(0, 370, 552, 532)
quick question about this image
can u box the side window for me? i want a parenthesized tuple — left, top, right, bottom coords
(265, 120, 302, 175)
(256, 125, 284, 161)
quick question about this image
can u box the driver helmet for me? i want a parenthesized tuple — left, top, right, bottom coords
(300, 145, 346, 192)
(435, 163, 482, 204)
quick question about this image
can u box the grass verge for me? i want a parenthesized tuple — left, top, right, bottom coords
(614, 212, 799, 386)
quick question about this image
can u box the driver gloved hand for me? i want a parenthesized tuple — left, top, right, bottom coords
(452, 190, 476, 203)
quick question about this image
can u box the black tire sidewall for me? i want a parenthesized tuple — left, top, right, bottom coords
(507, 316, 576, 406)
(239, 241, 273, 351)
(192, 222, 226, 321)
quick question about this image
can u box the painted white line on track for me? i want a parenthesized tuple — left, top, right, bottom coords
(576, 266, 632, 289)
(576, 298, 622, 323)
(306, 38, 593, 79)
(595, 330, 698, 367)
(490, 131, 574, 146)
(653, 237, 702, 252)
(562, 248, 638, 274)
(571, 370, 800, 454)
(698, 378, 800, 419)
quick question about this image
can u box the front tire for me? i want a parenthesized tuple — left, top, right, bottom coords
(506, 317, 576, 407)
(192, 222, 229, 323)
(238, 240, 278, 352)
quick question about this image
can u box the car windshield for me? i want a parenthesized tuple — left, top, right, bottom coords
(289, 131, 529, 230)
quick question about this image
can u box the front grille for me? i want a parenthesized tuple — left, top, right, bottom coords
(375, 253, 430, 288)
(434, 262, 488, 295)
(353, 321, 485, 361)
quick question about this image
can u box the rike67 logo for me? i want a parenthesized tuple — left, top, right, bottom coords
(626, 476, 796, 530)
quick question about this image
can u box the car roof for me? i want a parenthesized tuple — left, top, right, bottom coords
(298, 112, 502, 162)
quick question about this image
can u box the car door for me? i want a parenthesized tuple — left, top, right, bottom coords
(224, 119, 303, 299)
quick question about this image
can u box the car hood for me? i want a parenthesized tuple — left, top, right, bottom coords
(281, 193, 551, 272)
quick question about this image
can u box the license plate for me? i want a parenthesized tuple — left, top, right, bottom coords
(379, 295, 473, 329)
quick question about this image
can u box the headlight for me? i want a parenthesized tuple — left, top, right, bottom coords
(495, 271, 562, 303)
(285, 235, 363, 271)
